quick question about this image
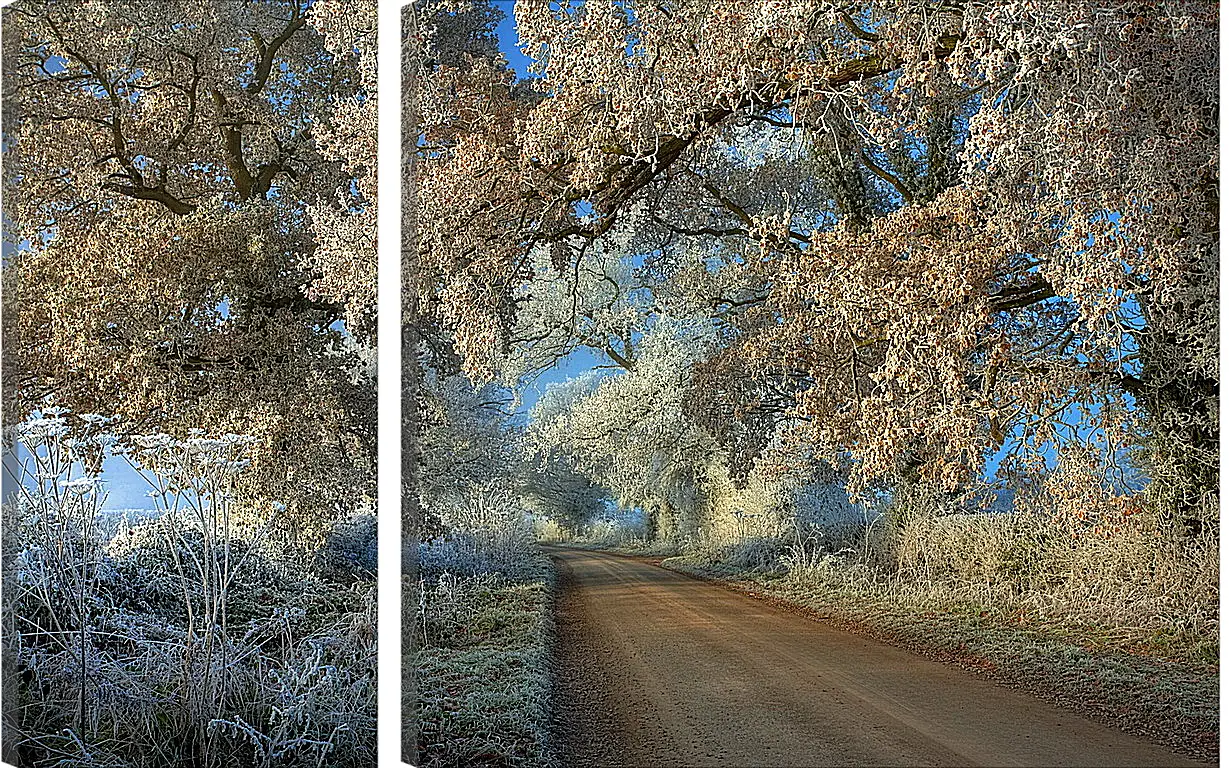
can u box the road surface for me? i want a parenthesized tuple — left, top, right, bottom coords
(546, 546, 1203, 768)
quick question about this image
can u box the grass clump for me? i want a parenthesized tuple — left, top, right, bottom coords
(412, 491, 556, 768)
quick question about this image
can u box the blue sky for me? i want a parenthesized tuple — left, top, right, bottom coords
(493, 2, 535, 79)
(96, 463, 154, 509)
(514, 346, 611, 421)
(6, 444, 155, 511)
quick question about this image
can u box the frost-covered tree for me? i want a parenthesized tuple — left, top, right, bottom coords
(306, 0, 377, 332)
(3, 0, 377, 535)
(518, 450, 609, 534)
(414, 0, 1217, 532)
(526, 316, 721, 538)
(499, 211, 656, 383)
(416, 367, 518, 532)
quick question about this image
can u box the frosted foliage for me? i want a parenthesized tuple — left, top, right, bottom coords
(498, 212, 654, 383)
(527, 316, 720, 531)
(519, 450, 608, 533)
(6, 409, 376, 766)
(523, 311, 852, 543)
(306, 0, 377, 331)
(417, 1, 1217, 527)
(420, 489, 539, 579)
(416, 370, 517, 514)
(5, 1, 377, 531)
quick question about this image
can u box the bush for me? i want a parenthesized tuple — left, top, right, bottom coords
(774, 495, 1219, 660)
(315, 513, 378, 581)
(5, 414, 376, 767)
(420, 490, 542, 581)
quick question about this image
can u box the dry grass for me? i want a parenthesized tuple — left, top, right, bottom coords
(795, 506, 1219, 662)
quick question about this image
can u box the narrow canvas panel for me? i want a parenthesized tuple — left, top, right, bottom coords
(1, 2, 377, 765)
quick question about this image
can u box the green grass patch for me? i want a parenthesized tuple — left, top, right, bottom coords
(414, 571, 556, 768)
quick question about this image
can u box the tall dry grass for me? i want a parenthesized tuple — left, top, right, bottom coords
(778, 496, 1217, 659)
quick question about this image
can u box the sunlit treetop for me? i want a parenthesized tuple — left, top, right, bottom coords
(4, 0, 377, 535)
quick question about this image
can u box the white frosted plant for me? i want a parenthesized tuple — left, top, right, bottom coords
(3, 406, 334, 766)
(7, 406, 114, 739)
(421, 487, 540, 579)
(121, 428, 267, 735)
(209, 609, 377, 768)
(496, 206, 656, 384)
(526, 314, 721, 539)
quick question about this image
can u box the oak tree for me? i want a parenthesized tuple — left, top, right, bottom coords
(4, 0, 377, 535)
(412, 0, 1217, 533)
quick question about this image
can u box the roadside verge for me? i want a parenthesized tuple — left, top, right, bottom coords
(413, 560, 557, 767)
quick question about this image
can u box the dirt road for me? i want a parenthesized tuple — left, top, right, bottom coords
(546, 546, 1203, 768)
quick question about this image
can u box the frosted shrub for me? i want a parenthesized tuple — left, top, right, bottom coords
(778, 519, 866, 582)
(689, 509, 792, 571)
(772, 480, 1218, 654)
(420, 488, 539, 580)
(414, 485, 556, 767)
(315, 513, 378, 580)
(575, 507, 652, 547)
(5, 409, 375, 767)
(532, 518, 569, 542)
(895, 510, 1019, 587)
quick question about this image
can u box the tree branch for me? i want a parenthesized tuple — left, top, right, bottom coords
(838, 9, 880, 42)
(859, 150, 914, 204)
(102, 182, 197, 215)
(602, 343, 635, 371)
(246, 6, 308, 94)
(989, 279, 1057, 312)
(211, 89, 257, 200)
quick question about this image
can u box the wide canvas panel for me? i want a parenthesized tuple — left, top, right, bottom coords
(404, 2, 1217, 767)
